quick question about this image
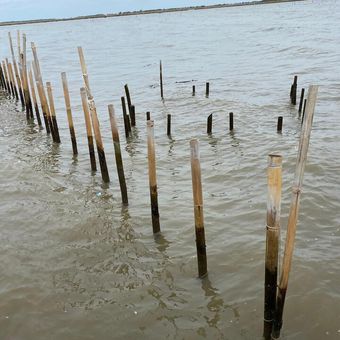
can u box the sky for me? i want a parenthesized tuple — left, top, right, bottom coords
(0, 0, 250, 22)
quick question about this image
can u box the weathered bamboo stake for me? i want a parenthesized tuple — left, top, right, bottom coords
(17, 31, 21, 58)
(2, 61, 12, 95)
(80, 87, 97, 171)
(192, 85, 195, 96)
(272, 85, 319, 339)
(22, 34, 34, 119)
(4, 59, 15, 97)
(263, 154, 282, 340)
(205, 82, 210, 97)
(108, 104, 128, 205)
(28, 68, 42, 126)
(46, 82, 61, 143)
(146, 111, 151, 121)
(61, 72, 78, 155)
(32, 61, 50, 133)
(147, 120, 160, 234)
(121, 96, 130, 139)
(78, 47, 110, 183)
(298, 88, 305, 114)
(0, 64, 5, 90)
(301, 99, 307, 125)
(167, 114, 171, 136)
(291, 76, 297, 105)
(190, 139, 208, 278)
(160, 60, 164, 100)
(277, 117, 283, 133)
(207, 114, 212, 134)
(229, 112, 234, 131)
(7, 61, 19, 100)
(124, 84, 133, 116)
(8, 32, 25, 107)
(130, 105, 136, 127)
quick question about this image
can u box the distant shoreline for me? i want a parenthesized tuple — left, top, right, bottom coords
(0, 0, 305, 27)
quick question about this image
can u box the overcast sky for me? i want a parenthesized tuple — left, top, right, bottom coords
(0, 0, 252, 22)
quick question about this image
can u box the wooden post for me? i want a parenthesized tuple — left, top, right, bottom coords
(0, 64, 6, 90)
(190, 139, 207, 278)
(7, 61, 19, 100)
(22, 34, 34, 119)
(301, 99, 307, 125)
(277, 117, 283, 133)
(108, 104, 128, 205)
(124, 84, 133, 115)
(1, 61, 11, 94)
(291, 76, 297, 105)
(130, 105, 136, 127)
(78, 47, 110, 183)
(28, 68, 42, 126)
(32, 61, 50, 133)
(4, 58, 15, 97)
(121, 96, 130, 139)
(147, 120, 160, 234)
(272, 85, 319, 339)
(298, 88, 305, 114)
(46, 82, 61, 143)
(8, 32, 25, 107)
(192, 85, 195, 96)
(207, 114, 212, 134)
(167, 114, 171, 136)
(31, 43, 53, 134)
(61, 72, 78, 155)
(146, 111, 151, 121)
(80, 87, 96, 171)
(160, 60, 164, 100)
(263, 154, 282, 340)
(205, 82, 210, 97)
(229, 112, 234, 131)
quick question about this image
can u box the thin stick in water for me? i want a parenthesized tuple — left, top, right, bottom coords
(229, 112, 234, 131)
(263, 154, 282, 340)
(61, 72, 78, 155)
(277, 117, 283, 133)
(167, 114, 171, 136)
(108, 104, 128, 205)
(160, 60, 164, 100)
(28, 67, 42, 126)
(207, 113, 212, 134)
(298, 88, 305, 114)
(190, 139, 208, 278)
(46, 82, 61, 143)
(147, 120, 160, 234)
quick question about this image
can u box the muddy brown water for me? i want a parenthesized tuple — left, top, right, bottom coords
(0, 1, 340, 339)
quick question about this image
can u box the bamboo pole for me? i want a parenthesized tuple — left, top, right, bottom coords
(61, 72, 78, 155)
(130, 105, 136, 127)
(121, 96, 130, 139)
(263, 154, 282, 340)
(167, 114, 171, 136)
(28, 67, 42, 126)
(46, 82, 61, 143)
(78, 47, 110, 183)
(5, 59, 15, 97)
(205, 82, 210, 97)
(229, 112, 234, 131)
(298, 88, 305, 114)
(8, 32, 25, 107)
(0, 64, 5, 90)
(301, 99, 307, 125)
(108, 104, 128, 205)
(160, 60, 164, 100)
(32, 60, 51, 133)
(277, 117, 283, 133)
(291, 76, 297, 105)
(272, 85, 319, 339)
(22, 34, 34, 119)
(192, 85, 195, 96)
(190, 139, 207, 278)
(17, 31, 21, 58)
(7, 61, 19, 100)
(2, 61, 12, 96)
(207, 114, 212, 134)
(147, 120, 160, 234)
(80, 87, 96, 172)
(124, 84, 133, 116)
(146, 111, 151, 121)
